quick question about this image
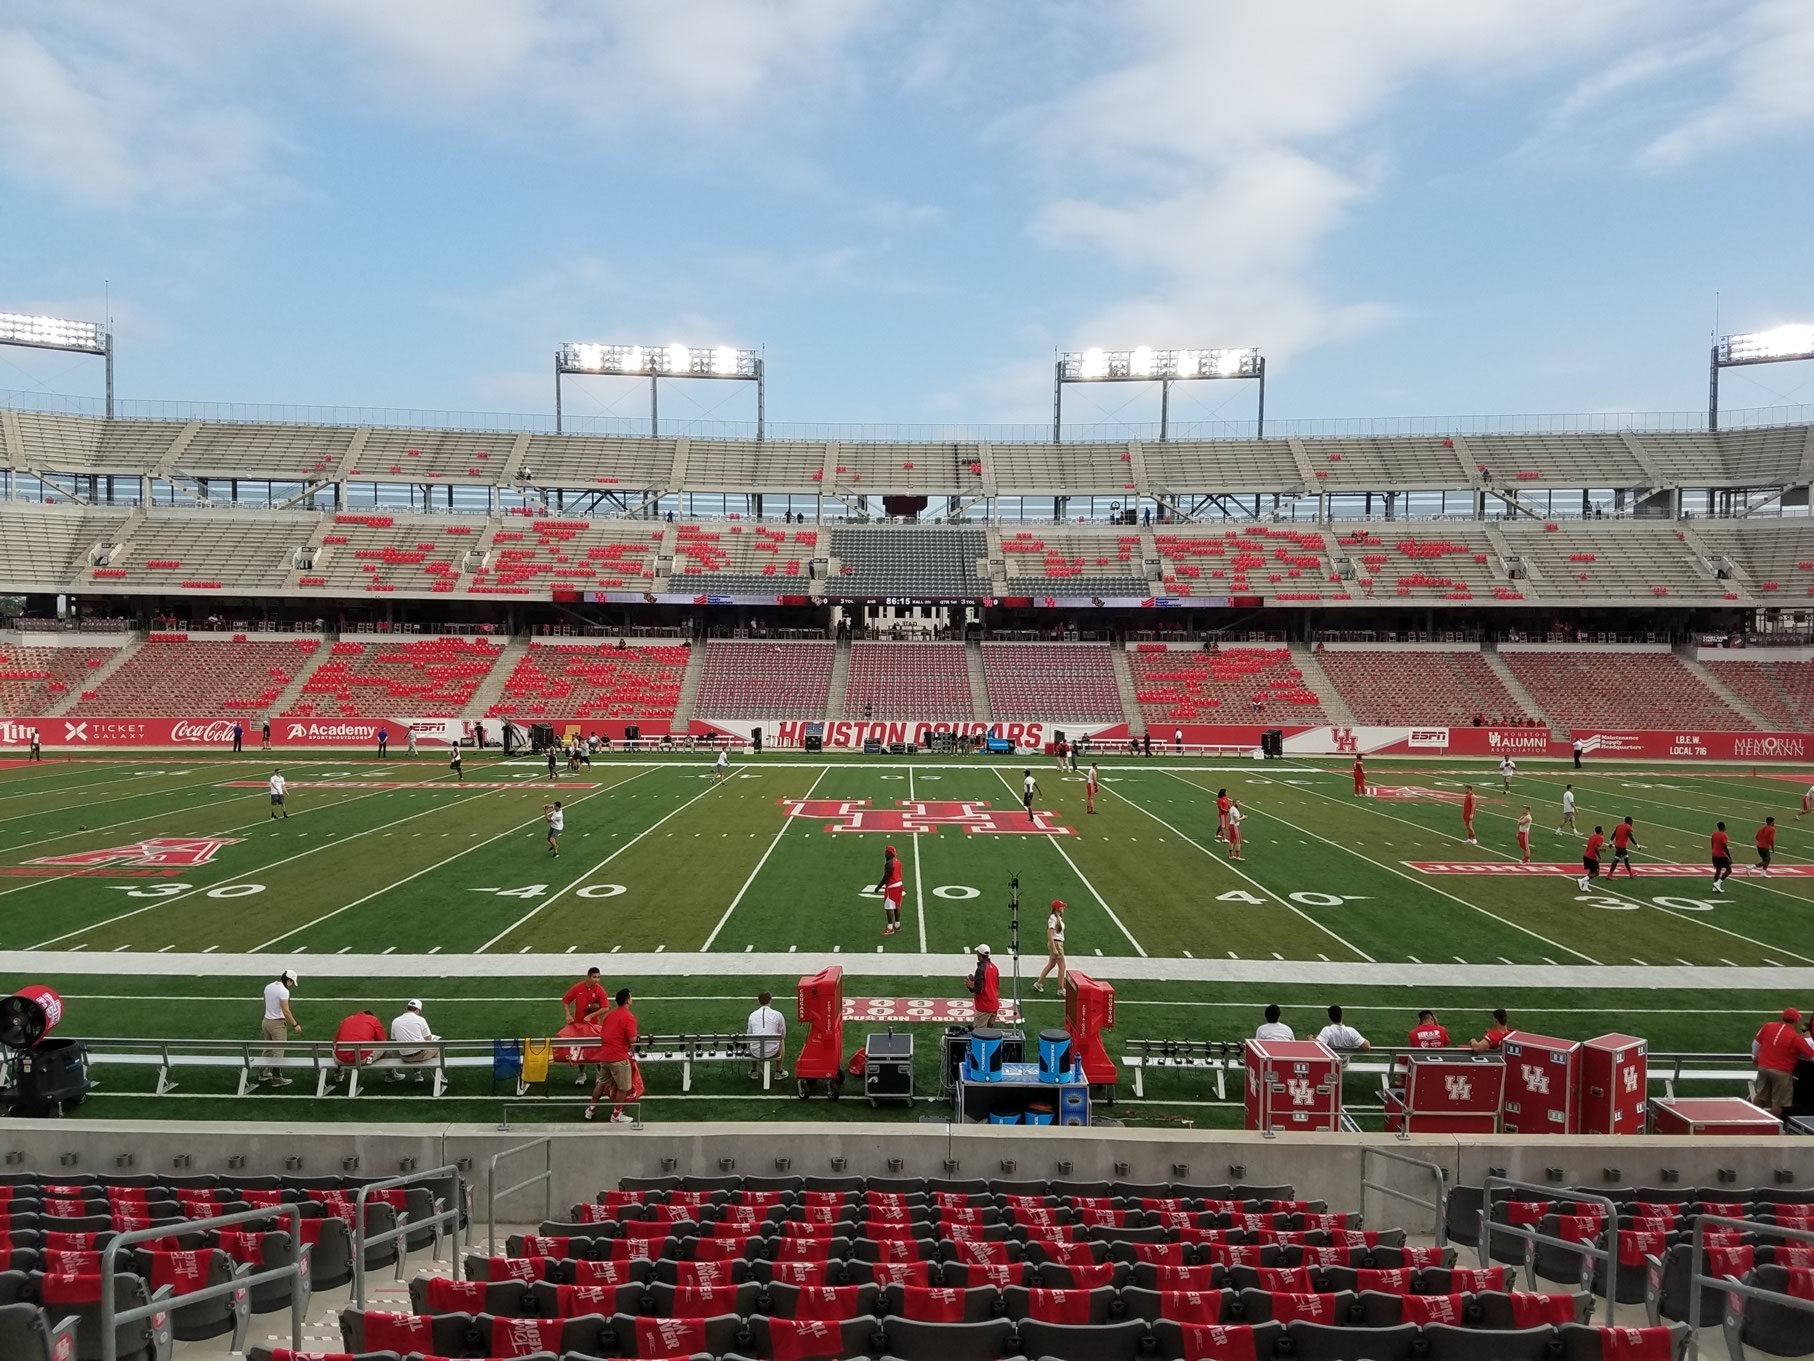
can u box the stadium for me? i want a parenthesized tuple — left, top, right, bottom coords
(3, 9, 1814, 1358)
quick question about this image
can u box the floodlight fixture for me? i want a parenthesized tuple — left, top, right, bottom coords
(554, 341, 764, 437)
(1710, 326, 1814, 431)
(0, 311, 112, 415)
(1054, 346, 1264, 440)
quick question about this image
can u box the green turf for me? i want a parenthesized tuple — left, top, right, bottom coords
(1, 749, 1809, 1126)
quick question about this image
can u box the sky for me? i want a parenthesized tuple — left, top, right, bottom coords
(3, 0, 1814, 437)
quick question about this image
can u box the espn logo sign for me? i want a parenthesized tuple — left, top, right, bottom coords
(1407, 728, 1449, 749)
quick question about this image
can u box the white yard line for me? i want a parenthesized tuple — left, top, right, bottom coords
(475, 769, 707, 953)
(1103, 778, 1371, 963)
(1173, 771, 1603, 965)
(701, 768, 832, 952)
(990, 769, 1146, 958)
(909, 766, 927, 952)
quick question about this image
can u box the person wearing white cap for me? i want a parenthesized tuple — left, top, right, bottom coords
(964, 944, 1001, 1027)
(260, 969, 300, 1087)
(388, 998, 439, 1084)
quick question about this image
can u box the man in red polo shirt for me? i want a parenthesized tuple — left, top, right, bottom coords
(1471, 1008, 1513, 1054)
(330, 1010, 386, 1086)
(1753, 1007, 1814, 1119)
(563, 966, 609, 1087)
(964, 944, 1001, 1028)
(584, 988, 639, 1125)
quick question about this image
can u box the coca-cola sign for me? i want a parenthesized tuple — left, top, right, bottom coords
(170, 720, 237, 743)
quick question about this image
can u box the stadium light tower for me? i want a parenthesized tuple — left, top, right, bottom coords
(1054, 346, 1264, 442)
(0, 312, 112, 416)
(1710, 326, 1814, 431)
(555, 342, 763, 438)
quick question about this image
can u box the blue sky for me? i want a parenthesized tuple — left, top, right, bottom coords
(3, 0, 1813, 434)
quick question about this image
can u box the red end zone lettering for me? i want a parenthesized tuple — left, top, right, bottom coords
(782, 798, 1073, 836)
(29, 837, 241, 868)
(1407, 861, 1814, 877)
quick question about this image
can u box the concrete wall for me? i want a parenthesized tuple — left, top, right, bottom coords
(3, 1120, 1809, 1238)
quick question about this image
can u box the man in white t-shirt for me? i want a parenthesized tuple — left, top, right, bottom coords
(1798, 783, 1814, 820)
(1032, 898, 1067, 994)
(745, 991, 788, 1082)
(387, 999, 439, 1083)
(268, 769, 288, 820)
(545, 801, 564, 858)
(1316, 1004, 1370, 1063)
(1021, 769, 1040, 823)
(260, 969, 300, 1087)
(1499, 756, 1516, 791)
(715, 747, 729, 783)
(406, 725, 418, 757)
(1559, 784, 1578, 834)
(1254, 1003, 1294, 1042)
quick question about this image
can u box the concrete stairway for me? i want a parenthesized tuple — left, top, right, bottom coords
(670, 643, 706, 729)
(823, 635, 852, 724)
(1481, 647, 1558, 732)
(464, 633, 531, 716)
(1287, 641, 1356, 725)
(1109, 644, 1143, 727)
(260, 642, 334, 716)
(966, 639, 993, 723)
(1678, 652, 1772, 729)
(45, 636, 144, 717)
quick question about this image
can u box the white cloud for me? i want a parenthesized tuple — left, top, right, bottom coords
(1639, 0, 1814, 168)
(1009, 1, 1643, 361)
(0, 27, 273, 208)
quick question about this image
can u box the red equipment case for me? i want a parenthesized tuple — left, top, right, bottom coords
(1580, 1032, 1648, 1136)
(1500, 1031, 1582, 1134)
(794, 966, 845, 1099)
(1244, 1039, 1343, 1133)
(1383, 1054, 1505, 1134)
(1064, 971, 1118, 1088)
(1649, 1096, 1781, 1136)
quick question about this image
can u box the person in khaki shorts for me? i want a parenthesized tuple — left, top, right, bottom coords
(1753, 1007, 1814, 1120)
(584, 988, 638, 1124)
(261, 969, 301, 1087)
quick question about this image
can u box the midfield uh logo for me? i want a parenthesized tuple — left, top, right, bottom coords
(782, 798, 1074, 837)
(1286, 1077, 1315, 1106)
(1521, 1064, 1551, 1096)
(29, 837, 242, 868)
(1444, 1075, 1474, 1102)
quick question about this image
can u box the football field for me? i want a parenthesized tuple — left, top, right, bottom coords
(0, 749, 1808, 965)
(1, 748, 1811, 1125)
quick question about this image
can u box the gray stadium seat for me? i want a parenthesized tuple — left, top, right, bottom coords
(1421, 1323, 1554, 1361)
(1287, 1320, 1419, 1361)
(1725, 1265, 1814, 1358)
(0, 1304, 79, 1361)
(1014, 1317, 1150, 1361)
(609, 1310, 744, 1357)
(881, 1282, 1000, 1322)
(736, 1314, 882, 1361)
(1555, 1322, 1690, 1359)
(880, 1316, 1013, 1361)
(1149, 1318, 1281, 1361)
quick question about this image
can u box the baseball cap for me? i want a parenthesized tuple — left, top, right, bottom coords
(407, 999, 423, 1012)
(885, 844, 896, 855)
(975, 943, 991, 956)
(280, 970, 297, 985)
(1784, 1007, 1802, 1022)
(1051, 898, 1066, 910)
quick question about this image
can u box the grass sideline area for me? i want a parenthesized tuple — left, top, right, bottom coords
(0, 747, 1808, 1126)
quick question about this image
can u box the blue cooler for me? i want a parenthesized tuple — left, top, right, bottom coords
(965, 1027, 1007, 1083)
(1038, 1028, 1074, 1084)
(1024, 1111, 1055, 1126)
(988, 1110, 1021, 1125)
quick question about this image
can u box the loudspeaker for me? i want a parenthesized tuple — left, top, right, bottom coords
(624, 724, 641, 743)
(804, 735, 823, 752)
(1261, 729, 1284, 758)
(751, 728, 763, 754)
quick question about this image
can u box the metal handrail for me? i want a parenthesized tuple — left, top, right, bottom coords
(1480, 1175, 1622, 1327)
(100, 1203, 308, 1361)
(488, 1137, 555, 1255)
(1360, 1146, 1448, 1246)
(351, 1165, 465, 1309)
(1687, 1213, 1814, 1360)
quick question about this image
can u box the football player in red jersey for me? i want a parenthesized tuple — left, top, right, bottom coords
(876, 843, 904, 936)
(1710, 821, 1732, 892)
(1461, 785, 1477, 844)
(1352, 757, 1366, 796)
(1610, 816, 1641, 877)
(1755, 817, 1777, 876)
(1579, 826, 1605, 891)
(1214, 787, 1231, 840)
